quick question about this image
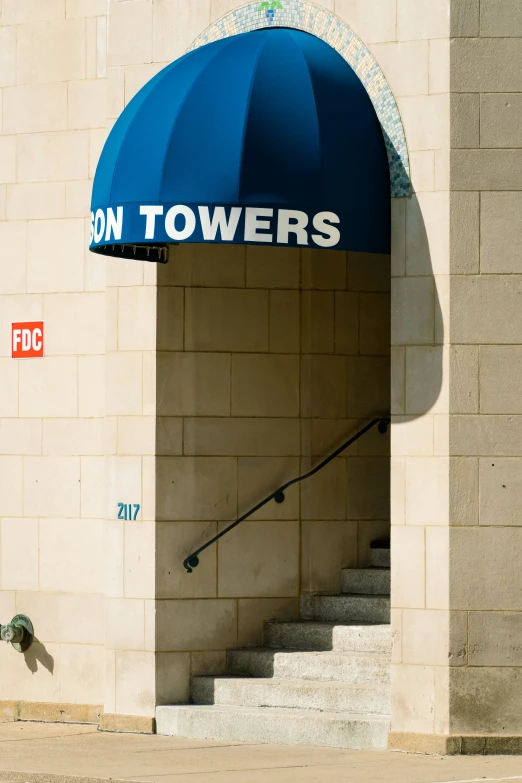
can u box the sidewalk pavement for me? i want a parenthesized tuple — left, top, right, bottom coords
(0, 723, 521, 783)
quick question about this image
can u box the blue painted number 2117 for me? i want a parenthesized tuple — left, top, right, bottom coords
(118, 503, 140, 520)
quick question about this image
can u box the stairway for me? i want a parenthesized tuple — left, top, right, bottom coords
(157, 542, 391, 750)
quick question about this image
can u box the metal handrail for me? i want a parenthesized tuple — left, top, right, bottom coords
(183, 416, 391, 573)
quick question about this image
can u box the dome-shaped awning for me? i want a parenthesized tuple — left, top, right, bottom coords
(90, 28, 391, 262)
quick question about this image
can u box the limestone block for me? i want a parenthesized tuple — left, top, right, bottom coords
(43, 418, 104, 456)
(335, 0, 396, 44)
(27, 217, 85, 293)
(7, 183, 65, 221)
(450, 191, 479, 274)
(106, 456, 142, 522)
(402, 609, 466, 666)
(89, 128, 108, 177)
(301, 354, 347, 419)
(156, 521, 217, 599)
(451, 527, 522, 610)
(480, 0, 522, 37)
(68, 79, 107, 130)
(302, 249, 346, 291)
(39, 518, 103, 593)
(0, 186, 5, 220)
(359, 293, 390, 356)
(157, 352, 230, 417)
(391, 456, 405, 525)
(392, 415, 434, 457)
(19, 591, 102, 644)
(238, 457, 299, 521)
(397, 95, 449, 152)
(123, 521, 155, 600)
(17, 19, 86, 84)
(59, 644, 104, 706)
(3, 0, 65, 24)
(334, 292, 359, 355)
(358, 519, 391, 566)
(238, 598, 299, 647)
(347, 356, 390, 418)
(117, 287, 157, 352)
(409, 152, 435, 193)
(301, 291, 334, 354)
(105, 520, 124, 599)
(106, 352, 143, 416)
(481, 192, 522, 274)
(391, 201, 406, 278)
(185, 288, 269, 352)
(65, 181, 92, 219)
(211, 0, 257, 22)
(45, 292, 104, 355)
(369, 41, 428, 98)
(157, 287, 184, 351)
(183, 417, 300, 457)
(79, 355, 105, 418)
(479, 346, 522, 414)
(406, 192, 449, 277)
(153, 0, 211, 63)
(80, 456, 105, 518)
(452, 39, 522, 93)
(124, 62, 167, 104)
(0, 222, 26, 295)
(451, 276, 522, 344)
(391, 277, 434, 346)
(450, 457, 478, 526)
(452, 150, 522, 191)
(0, 641, 60, 702)
(269, 290, 300, 354)
(479, 458, 522, 527)
(451, 415, 522, 457)
(156, 653, 191, 706)
(217, 519, 300, 598)
(0, 419, 42, 456)
(0, 358, 18, 418)
(469, 612, 522, 666)
(155, 599, 237, 651)
(107, 66, 125, 120)
(106, 597, 145, 651)
(1, 517, 38, 591)
(405, 346, 446, 415)
(481, 94, 522, 150)
(108, 0, 153, 67)
(86, 16, 97, 79)
(405, 457, 449, 526)
(391, 526, 425, 609)
(429, 38, 449, 94)
(347, 457, 390, 520)
(115, 651, 155, 717)
(157, 418, 183, 456)
(348, 253, 391, 293)
(450, 0, 479, 36)
(300, 418, 358, 459)
(451, 94, 479, 150)
(301, 456, 346, 520)
(232, 354, 299, 417)
(391, 346, 405, 415)
(0, 27, 16, 87)
(106, 257, 144, 288)
(4, 84, 67, 135)
(97, 17, 107, 79)
(156, 457, 237, 521)
(246, 246, 299, 289)
(23, 456, 80, 517)
(449, 666, 522, 734)
(390, 664, 435, 733)
(66, 0, 107, 17)
(117, 418, 155, 457)
(19, 357, 77, 418)
(397, 0, 449, 40)
(302, 520, 358, 592)
(162, 244, 245, 288)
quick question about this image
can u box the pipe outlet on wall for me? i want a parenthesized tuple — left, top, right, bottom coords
(0, 615, 34, 653)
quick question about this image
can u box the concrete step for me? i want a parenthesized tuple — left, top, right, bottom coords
(191, 676, 391, 714)
(370, 548, 390, 568)
(301, 593, 390, 624)
(227, 648, 390, 684)
(264, 621, 392, 653)
(157, 704, 390, 750)
(341, 568, 390, 595)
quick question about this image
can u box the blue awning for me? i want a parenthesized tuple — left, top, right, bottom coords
(90, 28, 391, 262)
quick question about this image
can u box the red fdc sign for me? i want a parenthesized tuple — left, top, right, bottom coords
(12, 322, 44, 358)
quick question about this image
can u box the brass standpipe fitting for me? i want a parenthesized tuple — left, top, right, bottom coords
(0, 615, 34, 653)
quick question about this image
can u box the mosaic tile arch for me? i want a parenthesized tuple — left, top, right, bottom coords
(189, 0, 411, 198)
